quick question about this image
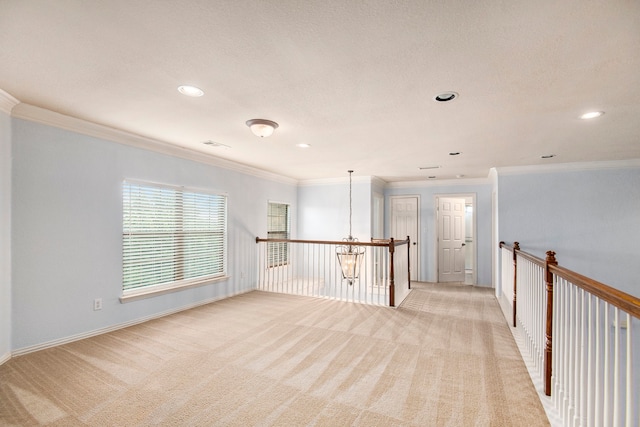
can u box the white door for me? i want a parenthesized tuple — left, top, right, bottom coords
(391, 196, 419, 280)
(438, 197, 466, 282)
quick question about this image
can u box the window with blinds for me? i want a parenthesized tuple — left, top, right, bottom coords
(267, 202, 290, 268)
(122, 181, 227, 294)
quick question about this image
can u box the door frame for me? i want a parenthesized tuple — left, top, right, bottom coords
(390, 195, 420, 281)
(372, 192, 384, 239)
(435, 193, 477, 284)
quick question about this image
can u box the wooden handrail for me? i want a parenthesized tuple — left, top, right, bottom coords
(256, 237, 410, 247)
(501, 241, 640, 317)
(500, 241, 545, 266)
(515, 250, 545, 267)
(549, 264, 640, 318)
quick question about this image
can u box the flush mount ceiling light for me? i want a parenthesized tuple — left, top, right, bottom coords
(177, 85, 204, 97)
(434, 91, 459, 102)
(580, 111, 604, 120)
(246, 119, 279, 137)
(296, 143, 311, 148)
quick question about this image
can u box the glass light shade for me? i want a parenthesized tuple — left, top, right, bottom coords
(246, 119, 279, 137)
(250, 123, 275, 137)
(336, 245, 365, 282)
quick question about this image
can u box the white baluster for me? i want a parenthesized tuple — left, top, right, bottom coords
(625, 313, 632, 427)
(613, 308, 620, 427)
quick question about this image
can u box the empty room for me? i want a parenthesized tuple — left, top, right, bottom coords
(1, 1, 639, 426)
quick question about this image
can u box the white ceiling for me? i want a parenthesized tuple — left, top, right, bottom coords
(1, 1, 639, 182)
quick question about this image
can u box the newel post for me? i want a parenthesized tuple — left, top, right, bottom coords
(544, 250, 557, 396)
(512, 242, 520, 327)
(389, 238, 395, 307)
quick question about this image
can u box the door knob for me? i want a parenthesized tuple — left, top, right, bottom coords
(413, 242, 417, 245)
(461, 243, 466, 247)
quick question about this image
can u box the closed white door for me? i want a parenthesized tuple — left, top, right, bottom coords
(391, 196, 419, 280)
(438, 197, 466, 282)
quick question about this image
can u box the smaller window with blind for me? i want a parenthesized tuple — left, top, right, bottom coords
(267, 202, 290, 268)
(122, 181, 227, 297)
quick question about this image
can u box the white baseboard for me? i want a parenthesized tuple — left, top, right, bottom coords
(12, 289, 253, 357)
(0, 351, 10, 366)
(497, 292, 513, 325)
(508, 319, 562, 427)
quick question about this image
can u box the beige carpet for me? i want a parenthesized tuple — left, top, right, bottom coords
(0, 283, 549, 426)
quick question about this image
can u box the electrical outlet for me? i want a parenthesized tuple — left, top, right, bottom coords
(93, 298, 102, 311)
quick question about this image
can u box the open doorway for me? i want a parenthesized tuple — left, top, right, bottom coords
(436, 194, 476, 284)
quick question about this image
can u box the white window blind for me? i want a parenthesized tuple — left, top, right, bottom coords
(267, 202, 290, 267)
(123, 181, 227, 294)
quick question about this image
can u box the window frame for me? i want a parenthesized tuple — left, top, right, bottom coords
(267, 201, 290, 268)
(121, 180, 228, 302)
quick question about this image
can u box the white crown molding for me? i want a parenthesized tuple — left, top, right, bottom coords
(10, 102, 298, 186)
(495, 159, 640, 176)
(370, 176, 388, 189)
(0, 89, 19, 115)
(387, 177, 491, 189)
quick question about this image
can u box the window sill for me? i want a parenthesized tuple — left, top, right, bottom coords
(120, 275, 230, 303)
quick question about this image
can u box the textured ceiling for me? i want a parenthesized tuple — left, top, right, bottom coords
(1, 1, 639, 182)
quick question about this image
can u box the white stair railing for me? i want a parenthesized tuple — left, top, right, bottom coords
(256, 237, 411, 307)
(516, 250, 547, 385)
(500, 242, 515, 323)
(550, 267, 639, 427)
(499, 242, 640, 427)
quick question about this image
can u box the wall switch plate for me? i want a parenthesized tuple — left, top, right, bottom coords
(93, 298, 102, 311)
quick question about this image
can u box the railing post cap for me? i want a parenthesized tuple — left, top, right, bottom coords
(545, 251, 557, 263)
(514, 242, 520, 250)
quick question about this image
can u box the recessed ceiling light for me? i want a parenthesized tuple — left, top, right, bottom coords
(456, 174, 465, 178)
(580, 111, 604, 120)
(419, 165, 440, 170)
(541, 154, 556, 159)
(427, 176, 437, 179)
(296, 143, 311, 148)
(178, 85, 204, 97)
(449, 152, 461, 156)
(434, 92, 458, 102)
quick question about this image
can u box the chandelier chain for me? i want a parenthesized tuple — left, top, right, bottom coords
(348, 170, 353, 239)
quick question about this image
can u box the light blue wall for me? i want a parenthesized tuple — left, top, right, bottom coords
(497, 167, 640, 298)
(297, 179, 371, 241)
(11, 118, 297, 351)
(0, 111, 11, 360)
(384, 182, 493, 285)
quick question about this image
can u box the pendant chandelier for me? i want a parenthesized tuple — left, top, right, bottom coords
(336, 170, 365, 285)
